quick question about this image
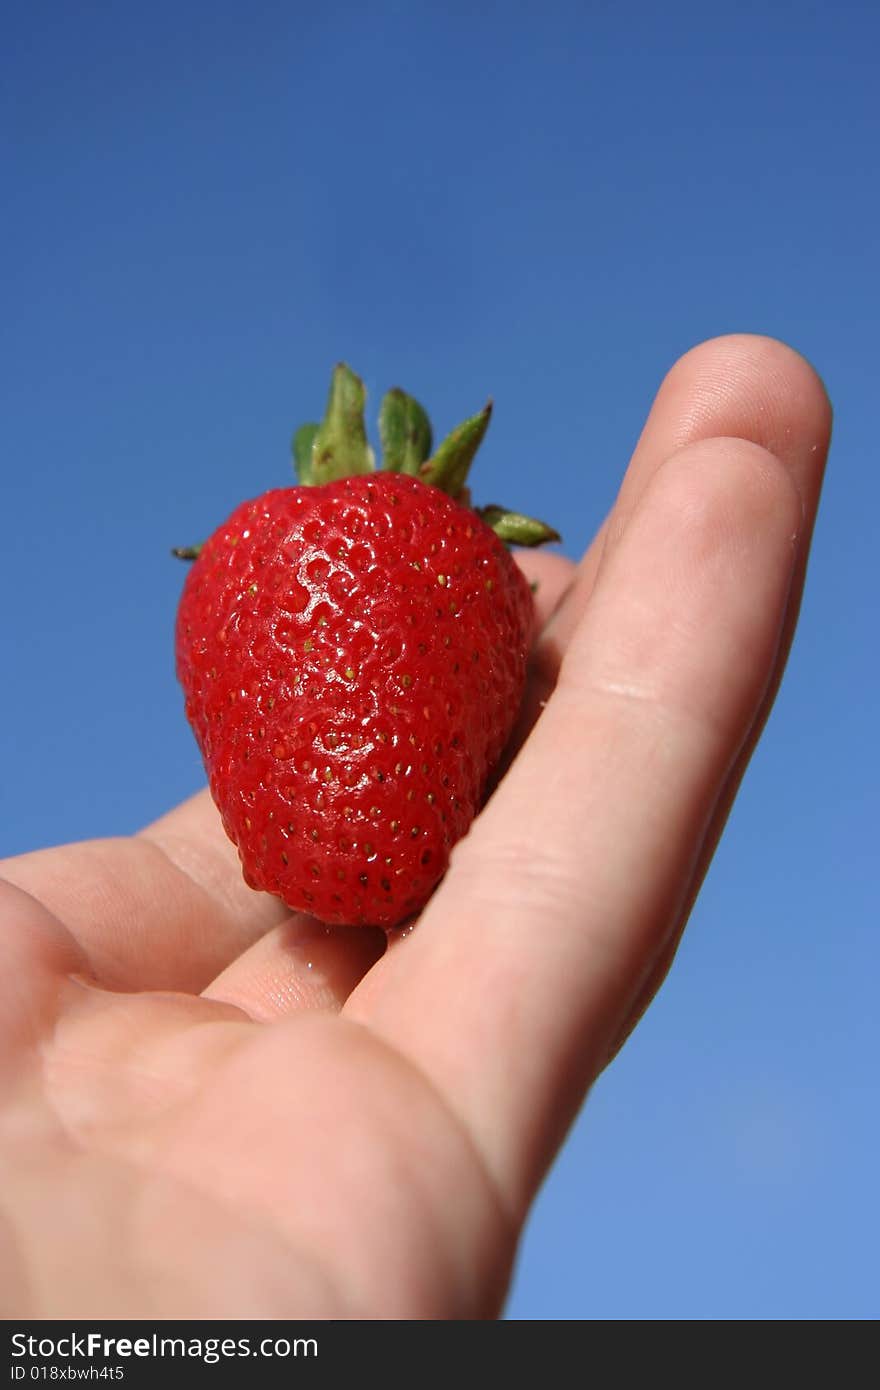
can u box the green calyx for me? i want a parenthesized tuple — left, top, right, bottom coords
(291, 362, 560, 549)
(379, 388, 433, 475)
(476, 506, 561, 547)
(174, 364, 560, 561)
(305, 363, 376, 484)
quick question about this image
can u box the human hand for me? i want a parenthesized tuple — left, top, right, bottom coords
(0, 335, 830, 1318)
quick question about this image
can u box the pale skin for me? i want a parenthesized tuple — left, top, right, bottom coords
(0, 336, 831, 1318)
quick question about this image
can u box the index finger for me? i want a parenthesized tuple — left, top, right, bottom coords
(346, 339, 831, 1216)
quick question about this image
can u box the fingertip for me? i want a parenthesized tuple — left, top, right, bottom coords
(204, 918, 387, 1020)
(514, 549, 577, 629)
(663, 334, 832, 467)
(659, 434, 805, 541)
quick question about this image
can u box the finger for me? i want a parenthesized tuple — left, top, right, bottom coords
(514, 548, 576, 628)
(0, 792, 290, 993)
(203, 918, 386, 1019)
(0, 878, 87, 1057)
(348, 434, 803, 1214)
(538, 334, 830, 677)
(598, 346, 831, 1060)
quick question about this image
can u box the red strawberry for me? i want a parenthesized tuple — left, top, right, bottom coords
(175, 365, 558, 928)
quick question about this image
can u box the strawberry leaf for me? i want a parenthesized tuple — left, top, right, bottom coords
(310, 364, 375, 484)
(292, 422, 319, 485)
(478, 505, 561, 547)
(379, 388, 433, 475)
(419, 401, 492, 499)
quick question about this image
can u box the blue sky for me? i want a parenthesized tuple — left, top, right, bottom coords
(3, 2, 877, 1318)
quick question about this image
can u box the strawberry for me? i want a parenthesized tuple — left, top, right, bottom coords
(175, 365, 558, 928)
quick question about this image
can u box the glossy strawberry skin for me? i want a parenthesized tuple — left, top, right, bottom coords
(176, 472, 534, 927)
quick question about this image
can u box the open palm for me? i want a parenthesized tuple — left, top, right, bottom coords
(0, 336, 830, 1319)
